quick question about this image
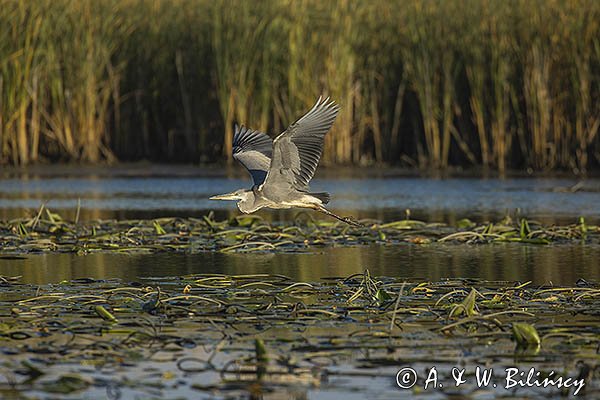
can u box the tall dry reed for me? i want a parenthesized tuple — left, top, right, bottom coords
(0, 0, 598, 173)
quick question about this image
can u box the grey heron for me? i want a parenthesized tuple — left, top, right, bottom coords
(210, 97, 360, 226)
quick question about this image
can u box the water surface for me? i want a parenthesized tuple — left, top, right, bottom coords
(1, 243, 597, 285)
(1, 165, 599, 224)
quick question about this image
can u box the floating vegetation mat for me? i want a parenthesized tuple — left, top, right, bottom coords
(0, 211, 598, 254)
(0, 272, 598, 398)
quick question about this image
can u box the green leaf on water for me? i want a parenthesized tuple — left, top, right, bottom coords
(17, 223, 29, 238)
(450, 288, 479, 318)
(202, 214, 216, 229)
(457, 218, 475, 229)
(255, 338, 268, 362)
(482, 223, 494, 235)
(519, 219, 530, 239)
(46, 209, 63, 224)
(153, 220, 166, 235)
(94, 305, 118, 322)
(375, 288, 392, 304)
(512, 322, 541, 346)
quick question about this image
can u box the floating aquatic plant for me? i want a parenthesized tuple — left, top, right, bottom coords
(0, 211, 597, 255)
(0, 272, 597, 397)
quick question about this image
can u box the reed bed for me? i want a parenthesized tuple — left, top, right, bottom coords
(0, 271, 598, 397)
(0, 210, 597, 254)
(0, 0, 599, 173)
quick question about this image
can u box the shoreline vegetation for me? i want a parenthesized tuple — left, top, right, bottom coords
(1, 1, 599, 173)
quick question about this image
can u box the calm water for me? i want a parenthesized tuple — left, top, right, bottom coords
(1, 243, 598, 285)
(1, 165, 599, 284)
(1, 165, 599, 224)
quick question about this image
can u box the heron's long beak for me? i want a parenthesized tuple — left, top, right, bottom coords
(209, 192, 241, 201)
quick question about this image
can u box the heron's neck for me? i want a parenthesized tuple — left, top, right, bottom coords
(236, 190, 259, 214)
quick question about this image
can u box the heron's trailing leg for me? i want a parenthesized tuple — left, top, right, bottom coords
(315, 206, 363, 227)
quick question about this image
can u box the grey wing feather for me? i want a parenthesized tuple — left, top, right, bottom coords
(266, 97, 339, 192)
(232, 125, 273, 186)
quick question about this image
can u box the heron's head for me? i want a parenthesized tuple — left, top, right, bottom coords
(210, 189, 258, 214)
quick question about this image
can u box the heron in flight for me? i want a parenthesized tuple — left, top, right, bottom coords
(210, 97, 360, 226)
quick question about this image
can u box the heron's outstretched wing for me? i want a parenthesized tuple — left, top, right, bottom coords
(263, 97, 339, 192)
(232, 125, 273, 186)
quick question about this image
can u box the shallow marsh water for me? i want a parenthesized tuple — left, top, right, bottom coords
(1, 243, 599, 286)
(1, 166, 599, 399)
(1, 274, 598, 399)
(1, 165, 600, 224)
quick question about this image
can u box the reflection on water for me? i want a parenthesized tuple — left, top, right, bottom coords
(1, 243, 598, 285)
(1, 166, 600, 224)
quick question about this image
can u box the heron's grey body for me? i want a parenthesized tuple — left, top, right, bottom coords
(231, 187, 327, 214)
(210, 97, 359, 226)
